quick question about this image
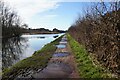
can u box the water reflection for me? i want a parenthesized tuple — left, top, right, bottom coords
(2, 33, 64, 70)
(2, 37, 28, 69)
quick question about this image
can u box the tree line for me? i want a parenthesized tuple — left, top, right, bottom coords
(22, 28, 66, 34)
(68, 2, 120, 75)
(0, 1, 26, 38)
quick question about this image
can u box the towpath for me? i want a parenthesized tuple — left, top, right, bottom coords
(32, 35, 79, 78)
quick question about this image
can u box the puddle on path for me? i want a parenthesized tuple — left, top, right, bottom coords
(33, 62, 72, 78)
(61, 40, 67, 42)
(61, 38, 67, 41)
(56, 44, 66, 49)
(53, 52, 70, 57)
(59, 41, 67, 44)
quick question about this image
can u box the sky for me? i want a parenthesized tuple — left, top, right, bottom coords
(3, 0, 102, 30)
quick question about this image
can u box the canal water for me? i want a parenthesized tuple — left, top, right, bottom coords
(2, 33, 64, 69)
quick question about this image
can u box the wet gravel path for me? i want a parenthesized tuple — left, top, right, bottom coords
(32, 35, 79, 78)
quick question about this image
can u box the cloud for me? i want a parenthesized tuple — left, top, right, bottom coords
(44, 14, 58, 18)
(4, 0, 60, 23)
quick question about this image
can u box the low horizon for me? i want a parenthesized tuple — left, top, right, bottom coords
(3, 0, 91, 30)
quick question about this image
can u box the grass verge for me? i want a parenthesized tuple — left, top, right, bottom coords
(2, 35, 63, 79)
(67, 34, 113, 78)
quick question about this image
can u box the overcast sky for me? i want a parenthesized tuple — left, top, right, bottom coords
(3, 0, 113, 30)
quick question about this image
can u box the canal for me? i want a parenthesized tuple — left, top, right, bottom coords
(2, 33, 64, 69)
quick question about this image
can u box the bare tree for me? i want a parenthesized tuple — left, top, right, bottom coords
(0, 1, 23, 38)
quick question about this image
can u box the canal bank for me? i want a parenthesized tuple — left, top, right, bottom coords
(2, 35, 64, 79)
(2, 34, 116, 79)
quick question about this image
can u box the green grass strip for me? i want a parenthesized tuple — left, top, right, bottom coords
(67, 33, 113, 78)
